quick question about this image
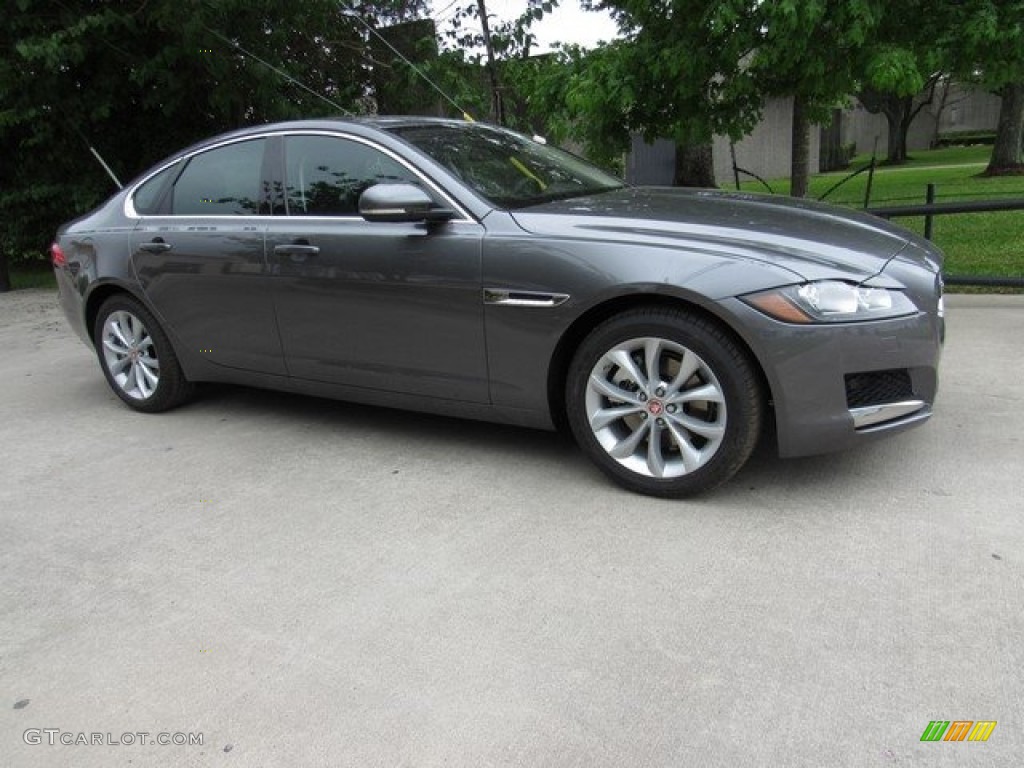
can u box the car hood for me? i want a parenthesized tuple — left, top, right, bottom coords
(509, 187, 930, 282)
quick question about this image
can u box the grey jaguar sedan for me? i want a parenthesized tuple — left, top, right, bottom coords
(52, 118, 943, 497)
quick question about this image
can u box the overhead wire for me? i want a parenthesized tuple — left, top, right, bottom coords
(432, 0, 462, 23)
(204, 26, 355, 116)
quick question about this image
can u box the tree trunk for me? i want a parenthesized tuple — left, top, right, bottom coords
(476, 0, 504, 125)
(790, 94, 810, 198)
(673, 142, 716, 187)
(887, 95, 913, 164)
(931, 78, 952, 148)
(986, 82, 1024, 174)
(818, 108, 846, 172)
(858, 89, 914, 165)
(0, 253, 10, 293)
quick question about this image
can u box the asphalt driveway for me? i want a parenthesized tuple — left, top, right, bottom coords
(1, 289, 1021, 767)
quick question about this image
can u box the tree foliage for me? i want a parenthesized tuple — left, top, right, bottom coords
(530, 1, 768, 184)
(543, 1, 892, 184)
(944, 0, 1024, 172)
(536, 1, 1012, 185)
(423, 0, 563, 127)
(0, 0, 427, 289)
(746, 1, 885, 193)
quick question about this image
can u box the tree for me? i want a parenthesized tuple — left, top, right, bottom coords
(545, 1, 768, 186)
(747, 1, 887, 195)
(851, 1, 953, 165)
(858, 73, 942, 165)
(548, 2, 933, 189)
(430, 0, 561, 127)
(947, 0, 1024, 174)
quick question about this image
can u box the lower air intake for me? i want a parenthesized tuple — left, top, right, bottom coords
(845, 369, 915, 409)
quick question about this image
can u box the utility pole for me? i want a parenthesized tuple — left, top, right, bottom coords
(476, 0, 504, 125)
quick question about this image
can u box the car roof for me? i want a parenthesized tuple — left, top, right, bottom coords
(228, 115, 485, 137)
(159, 116, 495, 165)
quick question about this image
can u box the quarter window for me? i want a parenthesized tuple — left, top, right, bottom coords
(132, 161, 180, 215)
(172, 139, 267, 215)
(283, 135, 416, 216)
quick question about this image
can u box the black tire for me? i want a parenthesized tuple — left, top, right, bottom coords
(565, 307, 763, 497)
(93, 294, 193, 413)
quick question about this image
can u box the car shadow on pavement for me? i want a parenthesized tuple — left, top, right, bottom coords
(193, 381, 579, 457)
(186, 382, 904, 500)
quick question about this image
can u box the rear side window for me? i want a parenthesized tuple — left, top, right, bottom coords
(172, 139, 267, 215)
(283, 135, 416, 216)
(132, 162, 180, 215)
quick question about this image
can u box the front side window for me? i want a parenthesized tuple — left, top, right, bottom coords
(388, 124, 624, 209)
(283, 135, 416, 216)
(171, 139, 267, 215)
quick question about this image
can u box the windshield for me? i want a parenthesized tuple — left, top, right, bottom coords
(388, 123, 624, 210)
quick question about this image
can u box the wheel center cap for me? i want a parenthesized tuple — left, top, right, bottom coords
(647, 399, 664, 416)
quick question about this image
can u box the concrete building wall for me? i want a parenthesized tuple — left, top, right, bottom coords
(845, 102, 938, 157)
(939, 83, 1002, 134)
(714, 96, 820, 187)
(627, 96, 821, 188)
(624, 84, 999, 187)
(845, 83, 1001, 157)
(626, 136, 676, 186)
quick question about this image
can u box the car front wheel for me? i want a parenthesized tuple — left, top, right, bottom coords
(566, 307, 763, 497)
(93, 295, 193, 413)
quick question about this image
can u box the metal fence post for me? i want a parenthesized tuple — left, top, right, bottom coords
(924, 183, 936, 240)
(863, 137, 879, 209)
(731, 142, 741, 191)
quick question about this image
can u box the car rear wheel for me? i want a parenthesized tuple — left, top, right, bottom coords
(94, 295, 193, 413)
(566, 307, 763, 497)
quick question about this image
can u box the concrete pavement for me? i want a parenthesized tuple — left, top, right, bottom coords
(1, 290, 1021, 766)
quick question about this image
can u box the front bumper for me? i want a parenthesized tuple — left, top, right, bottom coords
(719, 297, 943, 458)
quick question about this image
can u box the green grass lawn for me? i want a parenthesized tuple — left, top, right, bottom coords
(737, 145, 1024, 283)
(848, 144, 993, 170)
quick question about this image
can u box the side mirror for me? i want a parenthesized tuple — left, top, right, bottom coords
(358, 183, 455, 223)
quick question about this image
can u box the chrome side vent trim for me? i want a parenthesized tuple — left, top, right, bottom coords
(484, 289, 570, 307)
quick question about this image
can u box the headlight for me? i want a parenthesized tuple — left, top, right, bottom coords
(742, 281, 918, 324)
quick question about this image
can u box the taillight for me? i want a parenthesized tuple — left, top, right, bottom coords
(50, 242, 66, 267)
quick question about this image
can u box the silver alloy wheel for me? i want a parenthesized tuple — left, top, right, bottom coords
(585, 336, 727, 478)
(100, 310, 160, 400)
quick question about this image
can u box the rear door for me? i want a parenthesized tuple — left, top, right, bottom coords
(266, 132, 488, 403)
(130, 137, 286, 375)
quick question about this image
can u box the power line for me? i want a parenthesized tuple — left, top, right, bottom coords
(433, 0, 462, 22)
(204, 27, 354, 116)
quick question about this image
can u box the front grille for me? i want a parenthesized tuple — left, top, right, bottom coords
(845, 369, 915, 408)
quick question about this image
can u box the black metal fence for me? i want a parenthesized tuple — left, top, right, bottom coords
(730, 153, 1024, 288)
(867, 186, 1024, 288)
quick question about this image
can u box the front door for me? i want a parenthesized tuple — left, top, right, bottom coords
(267, 133, 488, 403)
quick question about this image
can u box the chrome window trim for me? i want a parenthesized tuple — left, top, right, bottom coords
(124, 129, 475, 223)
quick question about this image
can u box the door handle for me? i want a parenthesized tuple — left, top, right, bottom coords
(274, 243, 320, 261)
(138, 238, 172, 253)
